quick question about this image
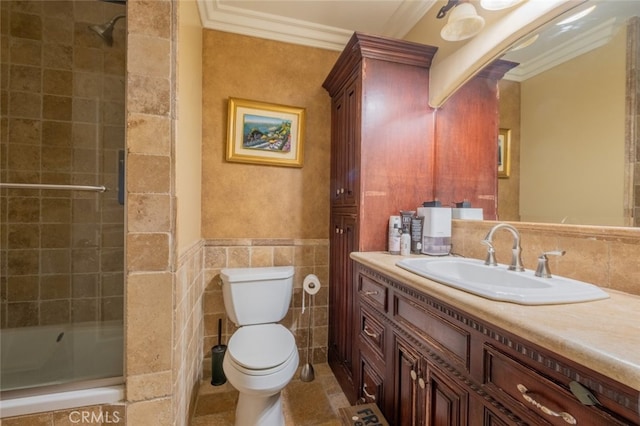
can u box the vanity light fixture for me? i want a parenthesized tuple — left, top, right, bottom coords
(555, 4, 596, 26)
(440, 2, 485, 41)
(436, 0, 460, 19)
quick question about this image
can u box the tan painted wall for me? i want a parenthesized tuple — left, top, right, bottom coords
(201, 30, 339, 239)
(520, 28, 626, 225)
(497, 79, 521, 222)
(176, 0, 203, 254)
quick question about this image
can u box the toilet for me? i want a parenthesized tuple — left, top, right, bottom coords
(220, 266, 299, 426)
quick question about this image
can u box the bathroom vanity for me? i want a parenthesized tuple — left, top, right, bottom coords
(350, 252, 640, 426)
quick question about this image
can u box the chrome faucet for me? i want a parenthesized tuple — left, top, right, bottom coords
(481, 223, 524, 271)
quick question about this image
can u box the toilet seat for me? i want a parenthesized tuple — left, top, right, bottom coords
(227, 324, 296, 376)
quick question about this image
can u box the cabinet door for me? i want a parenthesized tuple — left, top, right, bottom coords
(328, 213, 358, 377)
(330, 91, 346, 205)
(342, 77, 359, 206)
(331, 77, 359, 207)
(425, 363, 469, 426)
(393, 334, 422, 426)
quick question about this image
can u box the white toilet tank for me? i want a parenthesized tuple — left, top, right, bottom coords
(221, 266, 294, 326)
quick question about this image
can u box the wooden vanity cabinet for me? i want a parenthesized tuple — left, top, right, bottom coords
(323, 31, 518, 403)
(353, 262, 640, 426)
(323, 32, 437, 402)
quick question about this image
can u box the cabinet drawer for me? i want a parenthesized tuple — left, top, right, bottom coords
(359, 305, 385, 355)
(359, 354, 384, 405)
(484, 346, 627, 426)
(393, 294, 470, 370)
(358, 274, 387, 312)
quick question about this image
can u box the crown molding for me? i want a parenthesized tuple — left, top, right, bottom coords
(196, 0, 435, 52)
(380, 0, 437, 39)
(504, 17, 618, 81)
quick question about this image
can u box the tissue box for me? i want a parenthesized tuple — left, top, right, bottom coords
(417, 207, 451, 256)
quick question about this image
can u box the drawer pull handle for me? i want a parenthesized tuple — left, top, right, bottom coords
(517, 384, 577, 425)
(363, 326, 378, 339)
(363, 384, 376, 401)
(361, 290, 379, 296)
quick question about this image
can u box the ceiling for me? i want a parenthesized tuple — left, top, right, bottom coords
(196, 0, 640, 81)
(501, 0, 640, 81)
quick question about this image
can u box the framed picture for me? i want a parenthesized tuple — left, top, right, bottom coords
(226, 97, 305, 167)
(498, 128, 511, 178)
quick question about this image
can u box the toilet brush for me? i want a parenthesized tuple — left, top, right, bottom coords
(211, 318, 227, 386)
(300, 292, 315, 382)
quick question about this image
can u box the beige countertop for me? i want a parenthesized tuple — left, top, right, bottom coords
(350, 251, 640, 391)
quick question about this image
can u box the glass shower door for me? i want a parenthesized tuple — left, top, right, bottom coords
(0, 0, 125, 394)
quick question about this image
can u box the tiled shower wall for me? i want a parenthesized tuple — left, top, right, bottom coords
(202, 239, 330, 380)
(0, 0, 126, 328)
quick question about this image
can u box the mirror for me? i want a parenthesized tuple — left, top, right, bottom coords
(495, 1, 639, 227)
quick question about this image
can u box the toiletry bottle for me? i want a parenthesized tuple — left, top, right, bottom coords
(400, 231, 411, 256)
(388, 216, 401, 254)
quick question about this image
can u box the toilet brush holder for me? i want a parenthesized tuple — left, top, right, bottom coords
(211, 318, 227, 386)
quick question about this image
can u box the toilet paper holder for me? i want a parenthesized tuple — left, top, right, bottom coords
(302, 274, 321, 313)
(301, 274, 321, 382)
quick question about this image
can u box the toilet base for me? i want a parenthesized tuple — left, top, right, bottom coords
(235, 391, 284, 426)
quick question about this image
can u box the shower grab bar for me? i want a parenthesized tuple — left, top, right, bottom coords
(0, 183, 107, 192)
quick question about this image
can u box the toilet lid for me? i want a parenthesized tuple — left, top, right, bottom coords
(227, 324, 295, 370)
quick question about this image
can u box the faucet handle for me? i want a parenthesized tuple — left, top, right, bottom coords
(535, 250, 566, 278)
(481, 240, 497, 266)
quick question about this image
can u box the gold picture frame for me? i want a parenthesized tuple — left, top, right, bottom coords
(498, 128, 511, 178)
(226, 97, 305, 167)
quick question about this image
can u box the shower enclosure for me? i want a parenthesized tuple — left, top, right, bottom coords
(0, 0, 125, 403)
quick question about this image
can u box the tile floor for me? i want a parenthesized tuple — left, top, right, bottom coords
(191, 363, 351, 425)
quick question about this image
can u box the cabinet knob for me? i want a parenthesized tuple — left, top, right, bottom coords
(418, 377, 426, 389)
(410, 369, 417, 381)
(517, 384, 576, 424)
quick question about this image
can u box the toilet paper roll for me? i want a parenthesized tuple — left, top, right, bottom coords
(303, 274, 321, 295)
(302, 274, 321, 314)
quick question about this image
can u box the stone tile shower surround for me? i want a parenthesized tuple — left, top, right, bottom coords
(202, 239, 331, 374)
(0, 1, 125, 328)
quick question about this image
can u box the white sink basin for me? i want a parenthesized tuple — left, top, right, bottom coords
(396, 257, 609, 305)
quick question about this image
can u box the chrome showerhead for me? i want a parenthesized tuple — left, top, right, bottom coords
(88, 14, 125, 47)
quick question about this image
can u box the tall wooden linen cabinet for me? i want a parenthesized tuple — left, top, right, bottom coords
(322, 33, 438, 403)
